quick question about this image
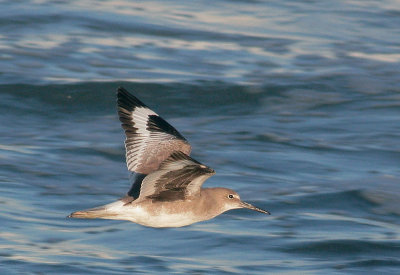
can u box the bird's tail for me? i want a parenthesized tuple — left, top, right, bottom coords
(68, 206, 114, 219)
(68, 203, 120, 219)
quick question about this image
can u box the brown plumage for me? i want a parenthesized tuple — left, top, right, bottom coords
(68, 87, 270, 228)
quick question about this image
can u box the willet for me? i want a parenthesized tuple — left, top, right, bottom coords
(69, 87, 270, 228)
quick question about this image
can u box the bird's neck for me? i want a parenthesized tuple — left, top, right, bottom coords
(198, 188, 227, 219)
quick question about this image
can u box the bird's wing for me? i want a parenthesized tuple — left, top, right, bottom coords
(117, 87, 191, 175)
(136, 151, 215, 202)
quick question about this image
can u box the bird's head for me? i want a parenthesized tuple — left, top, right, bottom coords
(214, 188, 270, 215)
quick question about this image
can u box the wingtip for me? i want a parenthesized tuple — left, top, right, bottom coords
(117, 86, 130, 99)
(117, 86, 128, 94)
(116, 87, 147, 109)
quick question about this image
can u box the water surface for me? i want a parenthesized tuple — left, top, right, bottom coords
(1, 0, 400, 274)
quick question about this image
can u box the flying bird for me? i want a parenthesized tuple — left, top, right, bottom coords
(69, 87, 270, 227)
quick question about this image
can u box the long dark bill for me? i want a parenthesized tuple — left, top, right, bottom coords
(240, 201, 271, 215)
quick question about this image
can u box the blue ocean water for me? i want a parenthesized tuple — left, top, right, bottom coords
(1, 0, 400, 274)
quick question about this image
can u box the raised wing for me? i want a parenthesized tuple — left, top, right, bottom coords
(137, 151, 215, 202)
(117, 87, 192, 175)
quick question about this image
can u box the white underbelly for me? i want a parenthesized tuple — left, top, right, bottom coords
(131, 207, 199, 228)
(103, 201, 200, 228)
(135, 212, 198, 228)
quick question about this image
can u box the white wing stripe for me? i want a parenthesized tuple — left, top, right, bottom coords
(117, 88, 191, 175)
(124, 106, 158, 171)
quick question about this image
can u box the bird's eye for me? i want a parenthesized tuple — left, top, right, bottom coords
(228, 194, 234, 199)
